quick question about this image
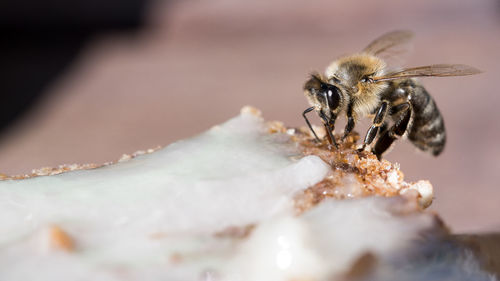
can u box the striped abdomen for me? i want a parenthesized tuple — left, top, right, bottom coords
(407, 84, 446, 156)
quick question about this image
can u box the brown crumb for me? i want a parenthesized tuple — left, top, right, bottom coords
(49, 225, 74, 252)
(169, 252, 184, 264)
(286, 127, 433, 213)
(240, 106, 262, 117)
(267, 121, 287, 134)
(214, 224, 255, 239)
(341, 252, 378, 281)
(0, 146, 162, 180)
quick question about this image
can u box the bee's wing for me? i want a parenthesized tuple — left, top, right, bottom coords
(363, 30, 414, 57)
(373, 64, 482, 82)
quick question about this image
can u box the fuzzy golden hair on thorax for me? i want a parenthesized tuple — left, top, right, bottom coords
(325, 53, 389, 117)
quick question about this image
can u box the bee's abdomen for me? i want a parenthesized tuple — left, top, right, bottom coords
(408, 86, 446, 156)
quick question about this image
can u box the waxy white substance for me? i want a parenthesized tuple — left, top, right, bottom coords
(0, 110, 494, 281)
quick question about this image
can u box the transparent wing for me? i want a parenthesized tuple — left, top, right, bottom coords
(363, 30, 414, 57)
(373, 64, 482, 82)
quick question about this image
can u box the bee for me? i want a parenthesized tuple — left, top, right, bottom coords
(302, 30, 481, 159)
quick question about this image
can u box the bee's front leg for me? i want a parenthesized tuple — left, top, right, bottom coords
(302, 107, 321, 142)
(360, 100, 390, 151)
(324, 122, 338, 149)
(319, 111, 339, 149)
(342, 104, 355, 141)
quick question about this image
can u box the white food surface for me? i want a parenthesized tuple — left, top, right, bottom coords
(0, 109, 493, 281)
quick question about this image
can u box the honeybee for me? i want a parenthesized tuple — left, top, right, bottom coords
(303, 30, 481, 159)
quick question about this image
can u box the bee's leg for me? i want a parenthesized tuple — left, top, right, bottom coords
(302, 107, 321, 142)
(376, 122, 390, 144)
(372, 102, 412, 159)
(319, 111, 339, 149)
(324, 123, 339, 149)
(361, 100, 389, 150)
(342, 104, 355, 141)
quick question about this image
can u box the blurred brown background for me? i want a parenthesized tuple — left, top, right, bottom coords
(0, 0, 499, 233)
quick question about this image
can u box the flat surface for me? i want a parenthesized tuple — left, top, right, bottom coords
(0, 0, 499, 233)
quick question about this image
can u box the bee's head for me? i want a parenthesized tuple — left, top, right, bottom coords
(303, 74, 344, 116)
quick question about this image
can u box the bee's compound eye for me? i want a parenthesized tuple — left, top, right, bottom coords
(326, 85, 341, 110)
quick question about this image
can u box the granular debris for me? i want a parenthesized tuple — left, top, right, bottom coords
(266, 120, 433, 212)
